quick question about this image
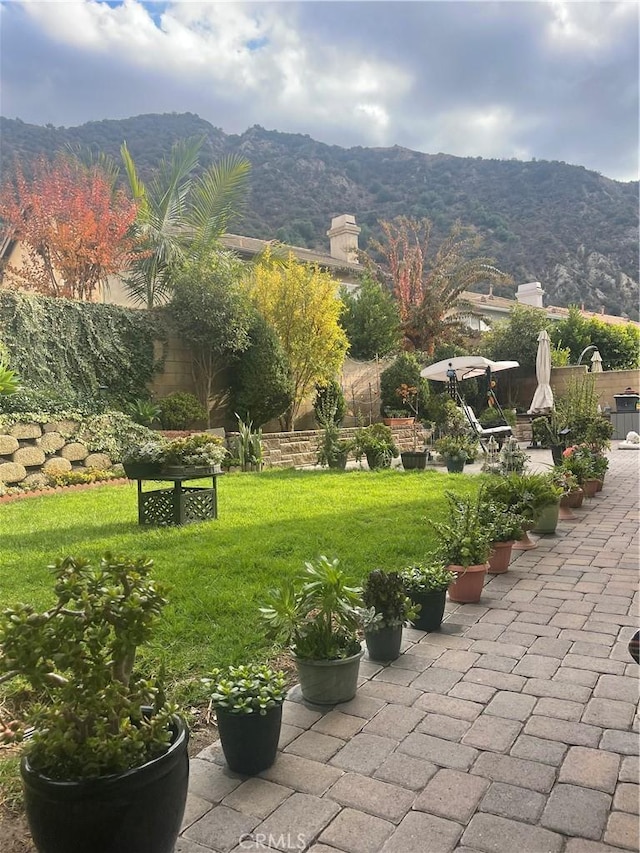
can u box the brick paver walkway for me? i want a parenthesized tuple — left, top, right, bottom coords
(177, 446, 639, 853)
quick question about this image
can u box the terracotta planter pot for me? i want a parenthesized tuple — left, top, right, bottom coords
(382, 417, 414, 427)
(582, 479, 600, 498)
(561, 488, 584, 509)
(558, 503, 576, 521)
(447, 563, 488, 604)
(512, 530, 538, 551)
(594, 479, 603, 492)
(487, 541, 514, 574)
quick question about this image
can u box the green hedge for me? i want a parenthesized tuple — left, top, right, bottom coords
(0, 290, 167, 410)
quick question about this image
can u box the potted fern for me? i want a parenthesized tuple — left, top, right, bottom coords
(431, 493, 492, 603)
(0, 554, 188, 853)
(203, 665, 287, 775)
(360, 570, 417, 661)
(260, 556, 363, 704)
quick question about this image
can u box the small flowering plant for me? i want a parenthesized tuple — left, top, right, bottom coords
(122, 440, 167, 465)
(203, 664, 287, 715)
(164, 434, 227, 468)
(548, 467, 579, 495)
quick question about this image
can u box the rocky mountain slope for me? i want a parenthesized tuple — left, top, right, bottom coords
(1, 113, 638, 318)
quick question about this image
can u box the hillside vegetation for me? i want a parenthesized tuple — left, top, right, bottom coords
(1, 112, 638, 319)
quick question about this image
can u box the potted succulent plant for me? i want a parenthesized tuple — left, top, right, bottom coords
(121, 439, 167, 479)
(434, 435, 475, 473)
(260, 556, 363, 704)
(354, 423, 399, 470)
(401, 561, 455, 632)
(479, 499, 523, 574)
(203, 664, 287, 775)
(431, 493, 492, 603)
(360, 570, 417, 661)
(162, 433, 227, 476)
(317, 421, 354, 470)
(0, 553, 188, 853)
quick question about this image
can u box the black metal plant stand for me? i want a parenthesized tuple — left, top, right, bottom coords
(136, 473, 220, 526)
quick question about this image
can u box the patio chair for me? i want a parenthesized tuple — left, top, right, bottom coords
(461, 403, 512, 451)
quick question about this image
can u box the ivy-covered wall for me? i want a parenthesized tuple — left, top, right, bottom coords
(0, 289, 167, 409)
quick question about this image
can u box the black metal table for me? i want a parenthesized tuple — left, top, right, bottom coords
(136, 472, 220, 526)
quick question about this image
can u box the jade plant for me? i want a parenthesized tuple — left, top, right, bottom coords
(204, 664, 287, 715)
(0, 554, 176, 781)
(360, 570, 417, 632)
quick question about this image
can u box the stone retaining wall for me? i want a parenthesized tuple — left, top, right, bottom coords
(256, 424, 424, 469)
(0, 419, 112, 487)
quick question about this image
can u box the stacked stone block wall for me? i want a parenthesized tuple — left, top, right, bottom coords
(0, 420, 112, 487)
(242, 425, 424, 469)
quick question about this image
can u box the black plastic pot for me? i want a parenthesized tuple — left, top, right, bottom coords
(365, 450, 392, 470)
(550, 445, 564, 466)
(401, 451, 427, 470)
(444, 457, 465, 473)
(409, 589, 447, 632)
(216, 704, 282, 775)
(365, 625, 403, 661)
(122, 461, 163, 479)
(21, 716, 189, 853)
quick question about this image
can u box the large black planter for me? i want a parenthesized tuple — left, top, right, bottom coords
(364, 450, 392, 470)
(21, 716, 189, 853)
(365, 625, 403, 661)
(550, 445, 564, 466)
(409, 589, 447, 632)
(444, 457, 465, 473)
(123, 461, 163, 479)
(216, 704, 282, 775)
(401, 451, 427, 470)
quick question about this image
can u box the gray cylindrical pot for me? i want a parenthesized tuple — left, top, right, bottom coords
(532, 501, 560, 534)
(294, 650, 363, 705)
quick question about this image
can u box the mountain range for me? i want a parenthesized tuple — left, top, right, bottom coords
(1, 112, 638, 319)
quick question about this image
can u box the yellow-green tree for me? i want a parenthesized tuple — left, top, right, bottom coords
(246, 249, 348, 430)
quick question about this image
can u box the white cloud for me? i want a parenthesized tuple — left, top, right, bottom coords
(2, 0, 637, 180)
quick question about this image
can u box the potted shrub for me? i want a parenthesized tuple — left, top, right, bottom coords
(479, 500, 523, 574)
(401, 561, 455, 632)
(260, 556, 363, 705)
(562, 445, 602, 498)
(162, 433, 227, 476)
(484, 473, 560, 549)
(528, 473, 563, 534)
(431, 493, 492, 603)
(434, 435, 474, 473)
(354, 423, 399, 470)
(531, 412, 571, 465)
(317, 421, 354, 470)
(396, 384, 430, 470)
(382, 408, 415, 427)
(360, 570, 417, 661)
(203, 664, 287, 775)
(379, 353, 429, 424)
(0, 554, 188, 853)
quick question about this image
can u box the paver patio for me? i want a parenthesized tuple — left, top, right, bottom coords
(177, 444, 639, 853)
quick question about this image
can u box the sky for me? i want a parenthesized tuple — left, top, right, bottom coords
(0, 0, 638, 182)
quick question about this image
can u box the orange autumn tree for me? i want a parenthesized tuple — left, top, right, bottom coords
(0, 154, 139, 300)
(368, 216, 511, 354)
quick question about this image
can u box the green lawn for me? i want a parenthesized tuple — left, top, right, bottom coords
(0, 467, 480, 693)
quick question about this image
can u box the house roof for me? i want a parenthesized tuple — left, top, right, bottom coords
(460, 290, 639, 328)
(221, 233, 363, 275)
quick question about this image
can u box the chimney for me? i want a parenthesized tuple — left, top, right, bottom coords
(327, 214, 360, 264)
(516, 281, 545, 308)
(600, 306, 605, 315)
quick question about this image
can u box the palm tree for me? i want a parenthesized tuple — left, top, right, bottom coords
(121, 137, 251, 308)
(368, 216, 511, 355)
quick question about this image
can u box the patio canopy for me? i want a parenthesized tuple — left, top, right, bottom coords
(420, 356, 520, 383)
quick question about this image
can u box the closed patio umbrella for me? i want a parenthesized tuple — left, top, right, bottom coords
(527, 330, 554, 414)
(591, 350, 603, 372)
